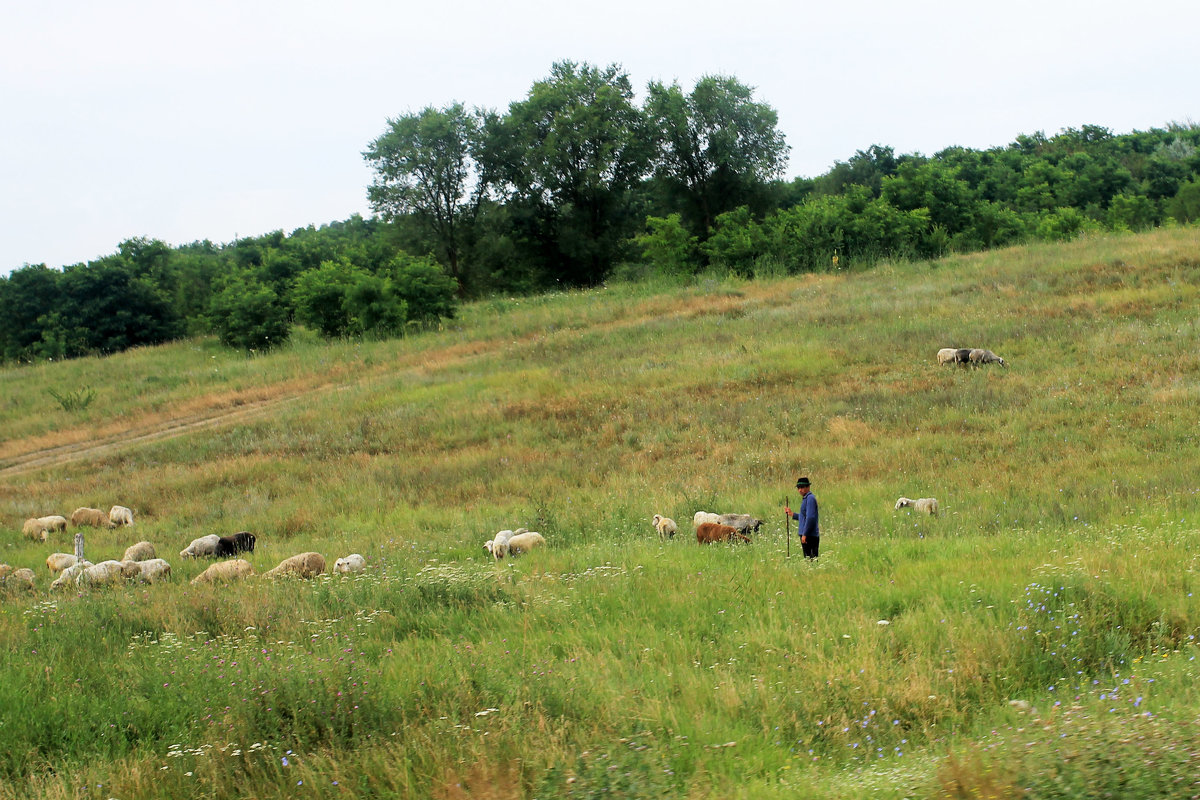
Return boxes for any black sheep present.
[213,531,256,557]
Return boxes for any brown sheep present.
[22,518,49,541]
[122,541,157,562]
[191,559,254,585]
[46,553,79,573]
[262,552,326,579]
[71,507,116,529]
[696,522,752,545]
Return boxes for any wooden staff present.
[783,496,790,559]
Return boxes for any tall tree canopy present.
[477,60,652,285]
[645,75,789,235]
[364,103,479,284]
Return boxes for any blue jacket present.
[791,493,819,538]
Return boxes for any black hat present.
[796,477,811,488]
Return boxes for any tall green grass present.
[1,227,1199,798]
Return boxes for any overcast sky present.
[2,0,1195,274]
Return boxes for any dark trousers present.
[801,536,820,559]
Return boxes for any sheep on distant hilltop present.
[334,554,366,574]
[191,559,254,585]
[108,506,134,526]
[122,541,156,562]
[651,515,677,539]
[936,347,974,367]
[895,497,939,516]
[71,508,115,529]
[968,348,1007,368]
[263,552,326,579]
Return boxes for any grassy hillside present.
[1,228,1199,799]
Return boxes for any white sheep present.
[485,529,516,560]
[108,505,135,526]
[125,558,172,583]
[39,515,69,532]
[50,561,93,591]
[651,514,678,539]
[895,497,939,516]
[180,534,221,559]
[937,348,972,366]
[76,560,141,588]
[46,553,79,573]
[122,541,156,562]
[693,512,721,529]
[334,554,366,574]
[191,559,254,585]
[505,530,545,556]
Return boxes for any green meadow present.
[1,227,1199,799]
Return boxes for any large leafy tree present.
[364,103,478,284]
[645,75,789,236]
[477,60,651,286]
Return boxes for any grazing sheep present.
[693,511,721,529]
[213,532,256,557]
[937,348,972,366]
[46,553,79,573]
[39,515,69,532]
[334,554,366,574]
[262,552,326,579]
[108,506,134,526]
[718,514,764,535]
[49,561,93,591]
[651,514,678,539]
[179,534,221,559]
[76,560,141,588]
[484,529,517,560]
[1,567,36,593]
[122,541,157,562]
[191,559,254,585]
[71,507,115,529]
[696,522,752,544]
[505,530,545,556]
[125,558,172,584]
[895,497,939,516]
[22,518,49,542]
[968,348,1007,367]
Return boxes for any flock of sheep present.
[2,503,368,595]
[12,344,979,592]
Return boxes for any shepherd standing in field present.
[785,476,820,559]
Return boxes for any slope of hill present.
[1,228,1198,799]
